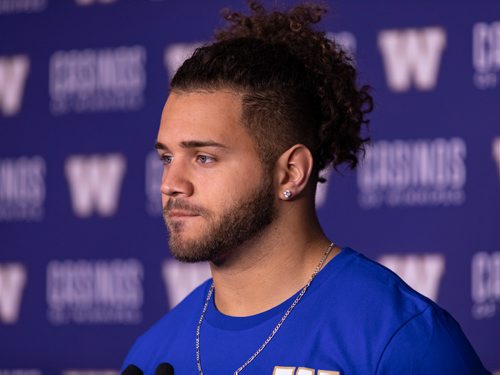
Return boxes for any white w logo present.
[493,137,500,183]
[65,154,126,217]
[378,27,446,91]
[379,253,445,301]
[162,259,210,309]
[0,263,27,324]
[0,56,30,116]
[164,42,202,80]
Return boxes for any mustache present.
[163,199,208,216]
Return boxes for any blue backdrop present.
[1,0,499,373]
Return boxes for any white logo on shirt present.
[273,367,340,375]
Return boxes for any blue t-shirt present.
[122,248,489,374]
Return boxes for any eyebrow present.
[154,140,229,151]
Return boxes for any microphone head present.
[122,364,144,375]
[155,362,174,375]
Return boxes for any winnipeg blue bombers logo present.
[273,367,340,375]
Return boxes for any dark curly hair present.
[171,1,373,182]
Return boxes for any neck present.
[209,206,339,317]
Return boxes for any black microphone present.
[155,362,174,375]
[122,364,143,375]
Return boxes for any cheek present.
[205,170,262,202]
[207,170,242,197]
[195,178,237,212]
[194,157,267,201]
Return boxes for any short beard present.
[163,178,276,263]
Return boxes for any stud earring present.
[283,190,292,199]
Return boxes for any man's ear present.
[275,144,314,200]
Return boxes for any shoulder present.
[329,248,434,315]
[329,248,457,335]
[376,304,489,373]
[309,248,439,352]
[328,248,488,374]
[121,279,211,372]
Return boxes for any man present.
[123,2,489,374]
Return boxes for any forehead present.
[158,90,250,146]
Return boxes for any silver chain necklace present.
[195,242,335,375]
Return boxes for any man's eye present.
[160,155,173,165]
[197,155,215,164]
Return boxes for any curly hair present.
[171,1,373,182]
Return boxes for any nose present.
[160,159,194,197]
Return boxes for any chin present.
[168,234,211,263]
[168,246,212,263]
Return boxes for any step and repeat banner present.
[1,0,499,373]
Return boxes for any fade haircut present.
[171,1,373,182]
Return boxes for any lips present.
[166,210,200,218]
[164,199,207,222]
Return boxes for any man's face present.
[156,90,276,263]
